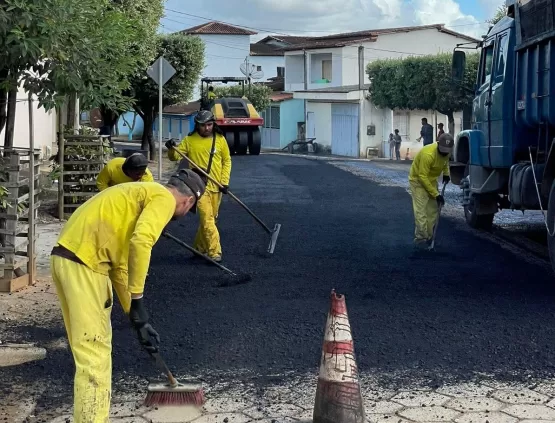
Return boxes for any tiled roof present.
[250,43,285,56]
[251,36,314,56]
[163,101,200,116]
[270,92,293,102]
[282,24,479,51]
[182,21,256,36]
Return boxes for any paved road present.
[4,154,555,417]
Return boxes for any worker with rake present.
[96,152,154,191]
[166,110,232,263]
[408,133,453,249]
[50,169,205,422]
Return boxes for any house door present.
[261,106,280,149]
[331,103,359,157]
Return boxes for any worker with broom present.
[50,169,205,422]
[165,110,232,263]
[96,152,154,191]
[408,133,453,249]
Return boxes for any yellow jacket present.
[96,157,154,191]
[409,143,450,198]
[168,131,231,192]
[55,182,175,295]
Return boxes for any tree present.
[212,84,272,113]
[0,0,144,147]
[488,4,508,25]
[366,53,480,134]
[130,33,205,158]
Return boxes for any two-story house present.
[283,24,479,158]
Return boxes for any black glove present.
[129,298,160,354]
[219,185,229,194]
[436,195,445,207]
[165,139,177,150]
[443,175,451,184]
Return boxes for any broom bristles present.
[145,389,205,407]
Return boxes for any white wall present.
[285,54,304,91]
[341,46,360,87]
[306,102,332,147]
[249,55,284,81]
[360,97,387,156]
[193,34,251,100]
[0,85,56,158]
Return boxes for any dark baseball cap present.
[437,133,454,154]
[169,169,206,213]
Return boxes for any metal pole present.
[158,56,163,181]
[27,92,35,285]
[58,104,65,221]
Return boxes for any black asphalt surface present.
[3,154,555,417]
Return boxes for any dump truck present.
[200,77,263,155]
[450,0,555,271]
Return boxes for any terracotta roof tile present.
[182,21,256,36]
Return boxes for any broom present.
[144,351,205,407]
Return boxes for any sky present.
[161,0,504,41]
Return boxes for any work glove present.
[129,298,160,354]
[219,185,229,194]
[436,195,445,208]
[443,175,451,184]
[165,139,176,150]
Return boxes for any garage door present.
[331,103,359,157]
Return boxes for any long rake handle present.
[163,231,237,276]
[430,182,447,247]
[170,146,273,235]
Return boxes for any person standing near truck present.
[417,118,434,146]
[393,129,402,160]
[408,133,454,248]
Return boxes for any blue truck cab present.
[451,0,555,270]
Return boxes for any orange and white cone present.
[313,290,365,423]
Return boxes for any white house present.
[284,24,480,158]
[249,36,310,82]
[181,22,257,101]
[0,84,57,159]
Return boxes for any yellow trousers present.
[51,255,113,423]
[410,181,439,243]
[193,190,223,257]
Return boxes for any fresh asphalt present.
[3,154,555,416]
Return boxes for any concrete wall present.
[279,99,304,148]
[117,111,144,139]
[360,97,388,157]
[193,34,251,100]
[285,54,304,92]
[0,85,57,159]
[249,55,284,81]
[306,102,332,147]
[341,46,360,87]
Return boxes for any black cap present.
[123,152,148,171]
[169,169,206,213]
[195,110,215,124]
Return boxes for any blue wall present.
[154,113,196,141]
[118,111,144,139]
[280,99,304,148]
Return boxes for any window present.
[495,34,509,78]
[262,106,280,129]
[322,60,332,81]
[256,65,262,72]
[479,43,495,86]
[393,111,410,138]
[277,67,285,77]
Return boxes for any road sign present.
[147,56,176,87]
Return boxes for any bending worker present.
[96,153,153,191]
[165,110,231,262]
[50,169,205,422]
[408,133,453,248]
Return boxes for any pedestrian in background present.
[388,133,395,160]
[393,129,402,160]
[437,122,445,139]
[408,133,454,249]
[417,117,434,146]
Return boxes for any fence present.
[0,148,41,292]
[58,135,111,219]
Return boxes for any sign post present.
[147,56,176,180]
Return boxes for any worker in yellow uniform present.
[408,133,453,248]
[165,110,231,262]
[207,86,216,100]
[96,152,154,191]
[50,169,205,422]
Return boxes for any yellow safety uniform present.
[168,131,231,258]
[208,91,216,100]
[50,182,176,422]
[96,157,154,191]
[408,143,450,243]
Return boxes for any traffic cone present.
[313,290,365,423]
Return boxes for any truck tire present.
[546,180,555,272]
[235,131,248,155]
[464,195,495,231]
[248,129,261,155]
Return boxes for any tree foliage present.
[488,4,508,25]
[213,84,273,113]
[130,33,205,157]
[366,53,480,133]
